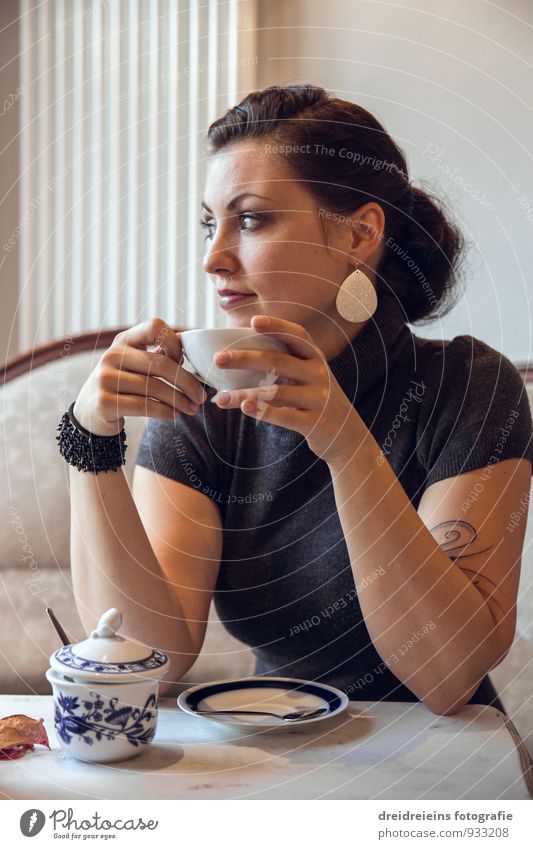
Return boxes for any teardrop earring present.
[335,261,377,323]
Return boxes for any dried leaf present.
[0,714,50,760]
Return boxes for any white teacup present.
[180,328,290,393]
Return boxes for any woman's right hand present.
[73,318,208,436]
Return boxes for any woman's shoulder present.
[412,331,527,396]
[410,331,533,484]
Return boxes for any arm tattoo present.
[429,520,505,618]
[429,520,493,560]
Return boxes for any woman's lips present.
[218,293,256,309]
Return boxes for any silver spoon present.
[194,706,329,722]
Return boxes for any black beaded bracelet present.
[56,402,127,473]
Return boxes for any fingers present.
[213,348,317,384]
[102,371,201,415]
[250,315,325,361]
[104,338,207,405]
[76,317,204,432]
[114,317,182,362]
[147,349,208,404]
[213,383,324,411]
[101,393,183,420]
[241,400,306,432]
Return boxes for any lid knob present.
[90,608,122,639]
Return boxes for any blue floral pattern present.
[54,690,157,748]
[54,645,167,676]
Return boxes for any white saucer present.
[177,676,349,731]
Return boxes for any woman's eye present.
[238,213,260,231]
[199,219,215,241]
[199,214,261,241]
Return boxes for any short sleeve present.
[134,396,227,503]
[416,335,533,488]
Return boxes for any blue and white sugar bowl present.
[46,608,170,763]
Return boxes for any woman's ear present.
[351,203,385,248]
[349,203,386,267]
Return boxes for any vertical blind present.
[19,0,258,348]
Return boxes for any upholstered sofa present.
[1,331,532,753]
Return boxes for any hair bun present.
[390,183,465,322]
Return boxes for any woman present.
[64,85,533,715]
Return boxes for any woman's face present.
[201,140,384,346]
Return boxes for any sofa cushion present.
[0,351,148,572]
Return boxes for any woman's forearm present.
[69,465,196,690]
[326,410,505,715]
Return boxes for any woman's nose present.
[202,228,239,277]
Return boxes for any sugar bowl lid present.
[49,608,170,683]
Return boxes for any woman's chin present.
[224,304,262,327]
[226,314,255,328]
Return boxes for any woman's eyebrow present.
[201,192,274,213]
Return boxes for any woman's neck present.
[306,309,370,362]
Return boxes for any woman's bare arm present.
[326,411,531,715]
[67,470,173,688]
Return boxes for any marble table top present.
[0,695,531,800]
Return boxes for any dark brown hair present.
[206,84,465,324]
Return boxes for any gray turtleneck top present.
[135,293,533,708]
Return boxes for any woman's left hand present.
[211,314,359,465]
